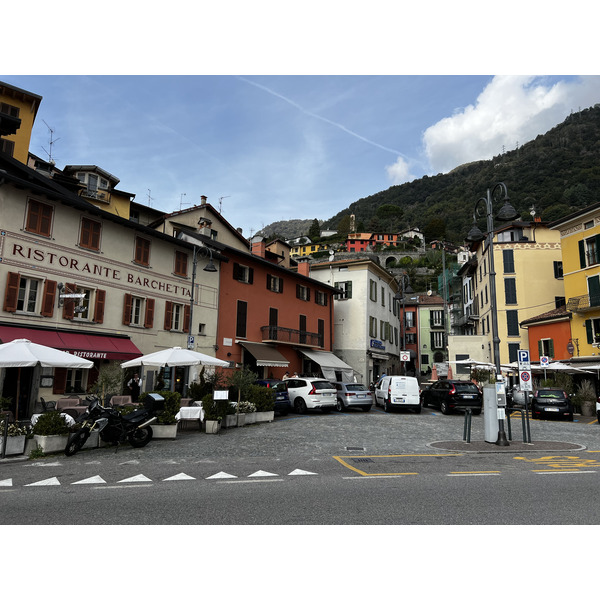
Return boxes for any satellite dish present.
[427,290,432,296]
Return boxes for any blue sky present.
[4,5,600,239]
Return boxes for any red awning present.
[0,325,141,361]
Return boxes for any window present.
[296,284,310,301]
[506,310,519,336]
[3,273,56,316]
[553,261,563,279]
[421,354,429,365]
[584,220,594,230]
[405,312,415,329]
[431,310,444,328]
[174,251,188,277]
[369,280,377,302]
[431,331,445,349]
[318,319,325,347]
[315,290,328,306]
[369,316,377,338]
[267,274,283,293]
[79,217,101,251]
[123,294,155,328]
[381,286,385,306]
[164,301,190,332]
[555,296,566,309]
[579,235,600,268]
[588,275,600,307]
[503,249,515,273]
[0,138,15,156]
[17,276,41,312]
[233,263,254,284]
[62,285,106,323]
[508,343,520,363]
[134,236,151,266]
[299,315,307,344]
[236,300,248,338]
[504,278,517,304]
[538,338,555,359]
[0,102,20,118]
[25,199,53,237]
[334,281,352,299]
[65,369,87,395]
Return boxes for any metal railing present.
[260,325,323,347]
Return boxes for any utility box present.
[483,385,499,443]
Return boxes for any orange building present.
[520,306,573,361]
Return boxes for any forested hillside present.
[261,104,600,243]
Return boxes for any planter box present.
[0,435,26,456]
[244,412,257,425]
[255,411,274,423]
[205,420,221,434]
[222,414,237,428]
[151,424,178,439]
[236,414,246,427]
[33,434,69,454]
[581,401,595,417]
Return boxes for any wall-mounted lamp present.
[188,245,218,349]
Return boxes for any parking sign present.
[518,349,530,371]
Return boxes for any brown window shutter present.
[62,284,76,320]
[3,272,20,312]
[122,293,132,325]
[93,289,106,323]
[144,298,155,328]
[41,279,57,317]
[183,304,190,333]
[53,368,67,394]
[164,301,173,330]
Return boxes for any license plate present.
[545,407,559,412]
[357,394,366,399]
[395,398,405,403]
[464,395,475,399]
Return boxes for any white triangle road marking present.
[118,474,152,483]
[25,477,61,486]
[248,470,279,477]
[288,469,317,476]
[72,475,107,485]
[206,471,237,479]
[163,472,196,481]
[0,478,13,486]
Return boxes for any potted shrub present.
[248,385,275,423]
[31,411,72,454]
[139,391,180,439]
[238,400,257,424]
[228,367,257,425]
[0,418,29,456]
[201,394,222,434]
[574,380,596,417]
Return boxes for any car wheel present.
[597,412,600,424]
[336,399,345,412]
[413,403,422,414]
[361,406,372,412]
[384,399,391,413]
[294,398,307,414]
[440,401,451,415]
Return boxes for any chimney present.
[298,260,310,277]
[251,235,266,258]
[534,216,541,222]
[201,195,207,205]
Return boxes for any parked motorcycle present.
[64,394,163,456]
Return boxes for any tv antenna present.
[147,189,154,207]
[41,120,60,164]
[218,196,230,213]
[179,193,189,211]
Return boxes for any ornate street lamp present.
[466,182,518,446]
[188,245,217,349]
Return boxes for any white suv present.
[285,378,337,414]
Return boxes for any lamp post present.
[188,245,217,350]
[466,182,518,447]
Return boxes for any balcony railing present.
[566,293,600,313]
[261,326,323,347]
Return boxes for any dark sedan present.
[421,380,482,415]
[531,388,573,421]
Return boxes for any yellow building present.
[472,219,564,364]
[0,81,42,164]
[550,203,600,359]
[290,242,331,258]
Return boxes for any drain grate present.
[352,458,374,463]
[346,446,366,451]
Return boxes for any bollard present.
[506,408,512,441]
[463,408,472,443]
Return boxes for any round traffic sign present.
[520,371,530,382]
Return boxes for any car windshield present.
[345,384,367,392]
[313,381,335,390]
[454,383,479,392]
[272,382,286,392]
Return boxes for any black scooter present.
[64,394,163,456]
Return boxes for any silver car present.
[335,382,373,412]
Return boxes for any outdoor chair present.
[40,398,57,412]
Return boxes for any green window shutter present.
[585,319,593,344]
[538,339,543,357]
[548,339,554,359]
[579,240,587,268]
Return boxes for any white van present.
[375,376,421,413]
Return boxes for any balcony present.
[566,293,600,313]
[261,326,323,348]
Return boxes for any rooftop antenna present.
[179,193,189,211]
[147,189,153,207]
[218,196,230,213]
[41,120,60,164]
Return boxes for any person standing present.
[127,373,142,403]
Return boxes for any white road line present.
[447,473,501,477]
[535,470,597,475]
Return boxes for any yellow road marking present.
[333,453,459,476]
[514,455,600,471]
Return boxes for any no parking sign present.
[520,369,533,391]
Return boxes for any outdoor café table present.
[30,412,76,427]
[175,405,204,430]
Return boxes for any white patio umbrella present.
[0,338,93,420]
[120,346,229,368]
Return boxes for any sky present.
[5,73,599,239]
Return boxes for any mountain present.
[262,104,600,243]
[257,218,316,240]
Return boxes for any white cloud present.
[422,75,600,174]
[386,156,414,184]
